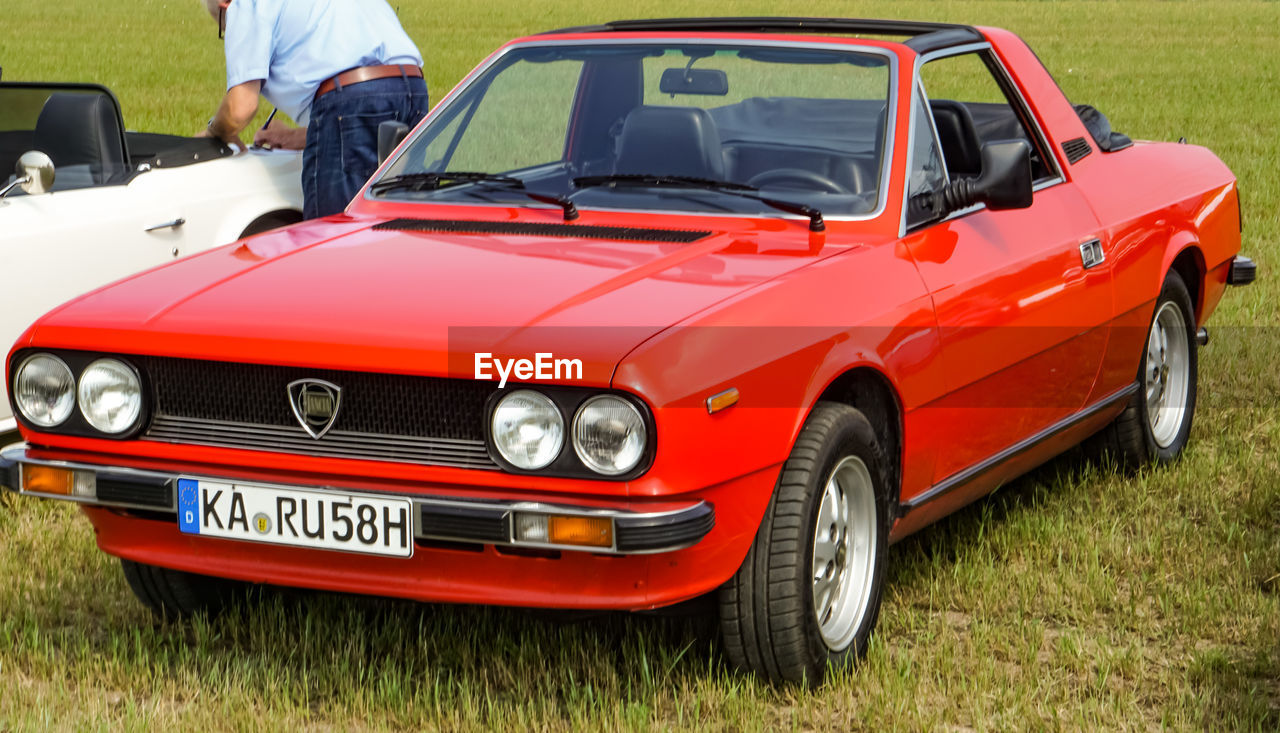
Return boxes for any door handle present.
[145,218,186,232]
[1079,238,1105,269]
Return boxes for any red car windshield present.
[377,42,894,219]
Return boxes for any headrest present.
[929,99,982,178]
[615,105,725,180]
[34,92,127,184]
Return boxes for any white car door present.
[0,179,180,425]
[1,151,303,432]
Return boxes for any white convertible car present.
[1,82,303,433]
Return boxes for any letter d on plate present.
[178,478,200,533]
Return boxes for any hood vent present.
[373,218,711,243]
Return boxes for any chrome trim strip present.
[370,37,900,225]
[901,382,1139,513]
[918,41,991,63]
[144,415,498,471]
[150,416,484,447]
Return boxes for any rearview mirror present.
[0,150,56,200]
[377,120,410,165]
[659,68,729,96]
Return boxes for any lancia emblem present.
[287,378,342,439]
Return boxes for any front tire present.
[121,559,245,619]
[1093,269,1198,466]
[718,402,891,686]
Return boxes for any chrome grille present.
[136,357,499,470]
[146,416,497,470]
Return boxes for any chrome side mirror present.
[0,151,56,200]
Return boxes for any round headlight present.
[77,359,142,434]
[491,390,564,470]
[13,353,75,428]
[573,395,647,476]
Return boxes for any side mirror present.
[970,140,1034,211]
[917,140,1033,219]
[377,120,410,165]
[0,150,56,200]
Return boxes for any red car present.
[1,18,1254,685]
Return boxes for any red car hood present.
[25,216,857,384]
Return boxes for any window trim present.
[903,80,950,231]
[898,42,1067,236]
[368,37,900,225]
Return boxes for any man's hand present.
[196,125,246,151]
[253,124,307,150]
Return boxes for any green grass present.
[2,0,1279,729]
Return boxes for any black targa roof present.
[540,17,986,55]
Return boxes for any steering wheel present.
[746,168,850,194]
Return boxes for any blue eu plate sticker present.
[178,479,200,534]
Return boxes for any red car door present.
[906,184,1111,482]
[904,50,1115,485]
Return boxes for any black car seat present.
[614,105,725,180]
[928,99,983,179]
[33,92,128,187]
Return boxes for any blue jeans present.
[303,75,429,219]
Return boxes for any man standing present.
[199,0,429,219]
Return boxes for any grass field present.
[2,0,1279,729]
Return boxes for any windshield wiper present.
[573,174,825,232]
[370,171,523,193]
[574,173,757,191]
[370,171,578,221]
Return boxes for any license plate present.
[177,479,414,558]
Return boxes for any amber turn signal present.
[706,387,740,414]
[22,465,74,495]
[548,516,613,548]
[20,465,96,498]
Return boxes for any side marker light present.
[706,388,740,414]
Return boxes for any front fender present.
[613,238,941,502]
[204,152,304,245]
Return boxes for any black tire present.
[239,209,303,238]
[120,559,245,619]
[718,402,892,686]
[1091,269,1198,466]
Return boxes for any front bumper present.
[1228,254,1257,286]
[0,443,714,555]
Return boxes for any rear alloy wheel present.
[1092,269,1198,465]
[719,402,890,686]
[121,559,246,619]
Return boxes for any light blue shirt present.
[224,0,422,126]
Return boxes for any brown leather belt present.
[315,64,423,100]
